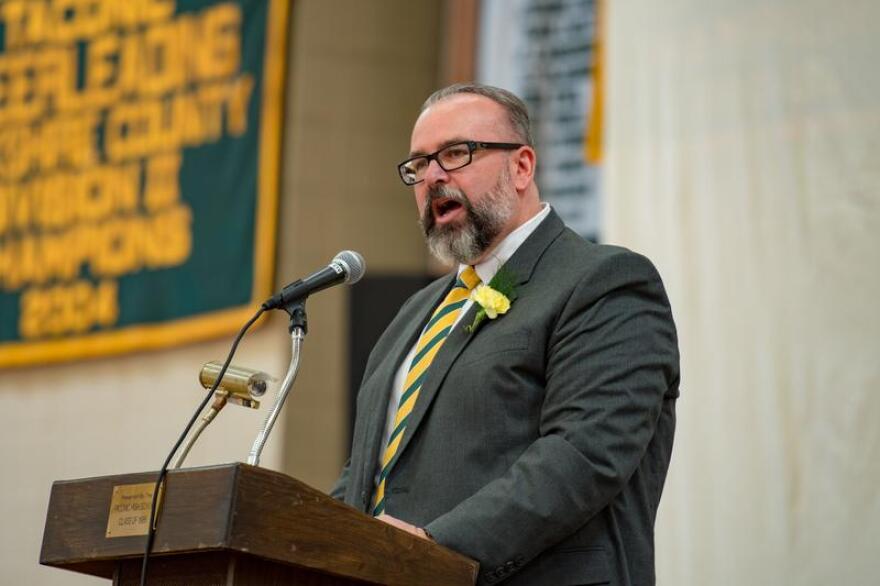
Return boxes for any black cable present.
[139,306,265,586]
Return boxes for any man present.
[331,83,679,586]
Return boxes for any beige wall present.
[0,1,442,584]
[606,1,880,584]
[277,0,441,489]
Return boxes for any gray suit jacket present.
[332,211,679,586]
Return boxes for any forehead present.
[410,94,509,153]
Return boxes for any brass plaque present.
[105,482,155,538]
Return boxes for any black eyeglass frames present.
[397,141,524,186]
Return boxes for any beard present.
[419,169,517,265]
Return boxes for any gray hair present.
[421,83,533,146]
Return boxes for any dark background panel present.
[346,273,433,451]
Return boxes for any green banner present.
[0,0,289,368]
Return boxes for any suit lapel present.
[357,276,456,502]
[390,210,567,470]
[501,209,565,288]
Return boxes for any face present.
[418,168,517,265]
[408,95,526,265]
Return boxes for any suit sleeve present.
[329,458,351,501]
[424,251,679,580]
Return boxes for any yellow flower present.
[471,285,511,319]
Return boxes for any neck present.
[471,198,544,265]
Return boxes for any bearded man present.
[331,83,680,586]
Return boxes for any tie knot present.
[457,266,480,291]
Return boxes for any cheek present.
[414,189,429,214]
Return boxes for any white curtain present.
[605,1,880,584]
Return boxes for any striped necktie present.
[372,266,480,516]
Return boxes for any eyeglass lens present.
[401,143,473,184]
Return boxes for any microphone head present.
[333,250,366,284]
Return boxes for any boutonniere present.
[466,267,518,333]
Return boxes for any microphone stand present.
[247,299,308,466]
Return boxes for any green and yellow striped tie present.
[372,266,480,516]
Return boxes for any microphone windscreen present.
[334,250,366,284]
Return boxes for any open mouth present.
[431,196,465,224]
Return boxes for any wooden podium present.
[40,463,478,585]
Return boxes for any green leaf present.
[488,266,518,300]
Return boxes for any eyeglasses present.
[397,140,524,186]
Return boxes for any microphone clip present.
[283,297,308,334]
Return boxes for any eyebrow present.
[408,137,470,158]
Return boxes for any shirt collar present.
[457,202,551,285]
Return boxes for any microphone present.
[263,250,366,310]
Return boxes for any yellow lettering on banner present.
[51,0,111,44]
[0,186,8,235]
[139,20,186,96]
[36,174,77,230]
[109,0,175,30]
[0,50,42,124]
[35,113,101,176]
[0,160,139,235]
[196,3,241,79]
[0,237,11,287]
[37,45,79,116]
[91,215,141,278]
[0,0,257,352]
[6,186,36,236]
[144,153,181,212]
[226,75,254,136]
[0,185,20,237]
[0,225,84,289]
[32,228,82,284]
[0,1,48,50]
[18,287,49,338]
[79,33,123,109]
[10,175,70,234]
[87,204,192,277]
[19,279,119,339]
[144,204,192,268]
[3,231,36,289]
[0,200,191,289]
[105,77,254,163]
[0,111,99,181]
[0,47,75,126]
[74,163,140,223]
[37,171,70,231]
[104,100,165,163]
[0,127,29,180]
[186,82,225,143]
[0,0,175,47]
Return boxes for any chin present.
[426,225,484,266]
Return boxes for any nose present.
[422,158,449,187]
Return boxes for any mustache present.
[426,186,468,206]
[420,187,470,233]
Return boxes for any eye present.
[440,144,470,163]
[404,157,428,173]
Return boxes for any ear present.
[510,146,536,191]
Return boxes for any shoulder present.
[540,228,665,294]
